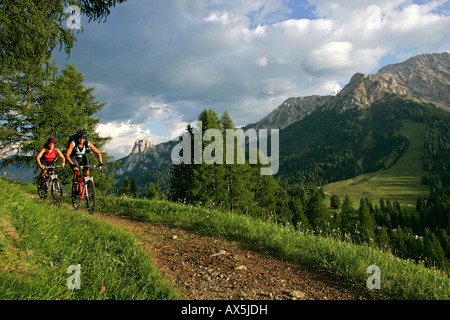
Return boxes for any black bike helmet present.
[76,129,88,138]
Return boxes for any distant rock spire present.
[131,139,155,154]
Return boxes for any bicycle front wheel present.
[51,178,63,202]
[71,182,81,210]
[85,180,96,213]
[37,178,48,199]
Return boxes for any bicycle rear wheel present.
[85,180,96,213]
[71,182,81,210]
[51,178,63,202]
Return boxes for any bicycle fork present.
[78,176,94,199]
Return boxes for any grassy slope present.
[0,178,181,300]
[322,120,429,208]
[2,178,449,300]
[98,196,450,300]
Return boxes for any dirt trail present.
[93,213,373,300]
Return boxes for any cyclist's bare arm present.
[36,148,46,170]
[65,143,79,171]
[89,143,103,166]
[56,148,66,167]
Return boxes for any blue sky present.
[54,0,450,159]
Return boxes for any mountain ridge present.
[321,52,449,112]
[113,52,450,193]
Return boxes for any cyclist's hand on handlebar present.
[40,164,45,170]
[98,162,104,170]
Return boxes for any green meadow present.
[323,120,429,208]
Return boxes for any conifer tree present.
[423,228,446,270]
[340,194,355,235]
[305,191,329,231]
[220,111,254,213]
[357,199,376,243]
[375,227,390,249]
[330,194,340,209]
[118,177,130,196]
[146,183,164,200]
[0,0,127,157]
[192,109,227,208]
[129,179,137,198]
[2,63,116,193]
[170,123,195,203]
[293,205,310,231]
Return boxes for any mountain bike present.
[71,165,99,213]
[37,165,63,201]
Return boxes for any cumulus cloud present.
[56,0,450,159]
[96,121,165,158]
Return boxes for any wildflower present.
[100,286,106,293]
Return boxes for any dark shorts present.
[39,159,56,176]
[71,155,90,170]
[41,159,56,166]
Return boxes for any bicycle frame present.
[77,175,94,200]
[72,164,99,212]
[38,165,63,200]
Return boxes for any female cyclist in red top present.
[36,138,66,180]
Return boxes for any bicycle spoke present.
[85,180,96,213]
[71,182,81,209]
[52,178,63,201]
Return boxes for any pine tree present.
[129,179,137,198]
[375,227,390,250]
[1,63,116,193]
[305,191,329,231]
[340,194,355,235]
[192,109,227,208]
[290,197,309,230]
[357,199,376,243]
[118,177,130,197]
[0,0,127,157]
[220,112,255,213]
[423,228,446,270]
[146,183,163,200]
[330,194,340,209]
[170,123,195,203]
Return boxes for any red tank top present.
[43,148,56,162]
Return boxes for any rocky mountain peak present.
[322,52,450,112]
[377,52,450,110]
[245,95,333,131]
[131,139,155,154]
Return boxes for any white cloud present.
[96,121,167,159]
[302,41,355,76]
[256,56,268,67]
[57,0,449,158]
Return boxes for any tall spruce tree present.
[305,191,329,231]
[2,63,116,193]
[170,123,195,203]
[357,198,377,243]
[0,0,127,157]
[169,108,293,223]
[340,194,355,235]
[192,109,227,208]
[220,111,255,213]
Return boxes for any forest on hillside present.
[115,98,450,272]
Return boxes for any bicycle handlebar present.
[78,165,103,170]
[42,165,64,169]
